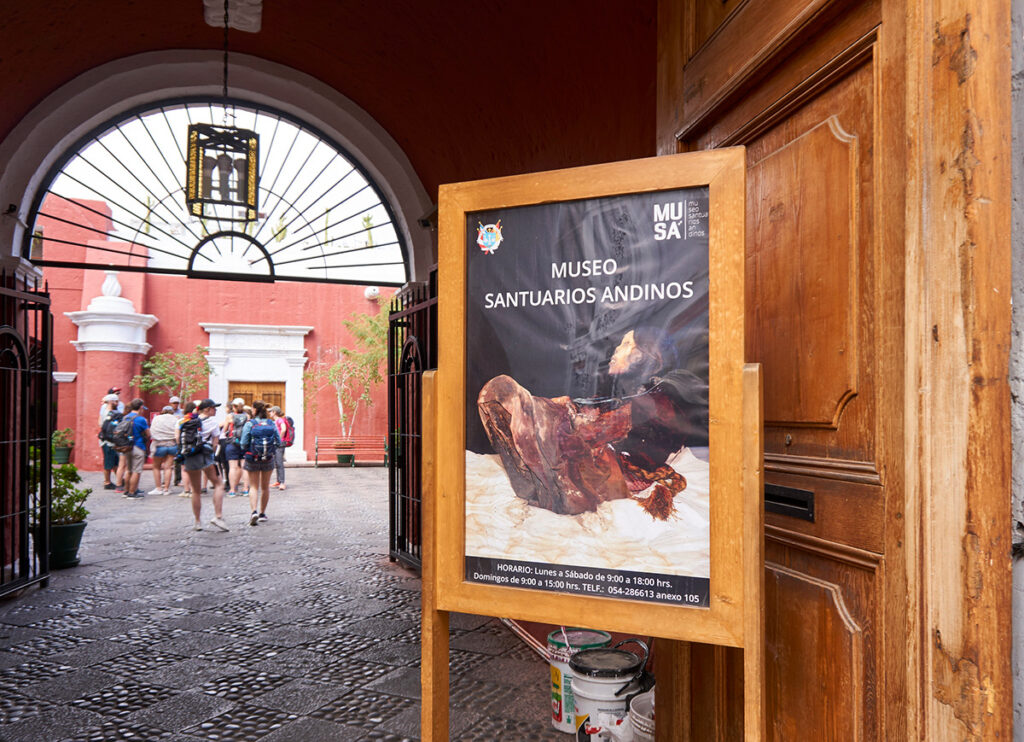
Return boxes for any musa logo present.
[653,201,684,241]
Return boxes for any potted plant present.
[51,427,74,464]
[47,462,91,568]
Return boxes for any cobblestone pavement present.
[0,467,567,741]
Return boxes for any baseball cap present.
[197,399,221,410]
[169,396,180,403]
[232,397,245,405]
[162,405,174,413]
[107,386,122,394]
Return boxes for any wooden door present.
[657,0,1011,739]
[227,381,286,412]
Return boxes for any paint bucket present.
[628,689,656,742]
[569,639,649,741]
[548,628,612,733]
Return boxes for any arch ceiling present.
[27,98,407,285]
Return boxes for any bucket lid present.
[547,628,612,650]
[569,647,644,677]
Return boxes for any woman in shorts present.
[148,405,179,495]
[221,398,249,497]
[178,399,229,531]
[238,400,281,526]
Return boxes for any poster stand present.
[421,365,763,740]
[420,150,764,740]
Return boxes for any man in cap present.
[98,393,123,490]
[98,389,124,422]
[168,396,184,486]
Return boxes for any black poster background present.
[464,186,711,606]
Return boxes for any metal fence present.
[0,272,52,596]
[387,267,436,571]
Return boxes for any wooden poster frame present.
[423,148,764,739]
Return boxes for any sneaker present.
[209,517,229,532]
[257,513,268,523]
[126,491,145,499]
[103,483,116,490]
[178,491,191,498]
[193,521,203,531]
[114,487,124,494]
[162,489,173,496]
[249,511,259,526]
[277,484,286,491]
[148,487,164,495]
[270,482,280,489]
[226,491,237,498]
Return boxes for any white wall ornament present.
[67,272,157,353]
[201,323,312,462]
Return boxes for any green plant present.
[304,296,388,437]
[131,345,211,401]
[50,463,90,524]
[51,427,74,448]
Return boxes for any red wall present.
[41,198,394,469]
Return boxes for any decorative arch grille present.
[24,99,407,286]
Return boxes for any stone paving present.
[0,466,568,741]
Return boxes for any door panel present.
[661,0,898,739]
[228,381,286,412]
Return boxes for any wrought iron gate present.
[387,268,436,570]
[0,273,52,596]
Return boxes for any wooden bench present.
[313,435,388,467]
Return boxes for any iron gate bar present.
[0,273,52,597]
[27,259,403,287]
[387,269,437,571]
[262,168,357,249]
[46,189,196,256]
[51,170,201,252]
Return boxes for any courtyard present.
[0,466,562,741]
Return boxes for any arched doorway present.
[25,97,409,286]
[0,51,433,282]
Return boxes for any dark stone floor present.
[0,466,566,741]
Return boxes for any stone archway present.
[0,50,433,283]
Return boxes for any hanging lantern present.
[185,123,259,222]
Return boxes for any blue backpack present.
[247,418,278,461]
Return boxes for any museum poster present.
[464,187,711,607]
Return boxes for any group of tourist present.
[97,388,293,532]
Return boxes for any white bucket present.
[628,689,656,742]
[569,640,649,742]
[548,628,612,733]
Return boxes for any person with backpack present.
[177,398,229,532]
[238,400,281,526]
[268,405,294,491]
[97,393,123,490]
[220,398,250,498]
[115,398,150,499]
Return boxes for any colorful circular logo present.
[476,220,503,254]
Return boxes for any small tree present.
[305,297,388,437]
[132,346,211,402]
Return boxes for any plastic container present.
[569,639,649,741]
[548,628,612,733]
[628,689,656,742]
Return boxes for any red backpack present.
[280,416,295,448]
